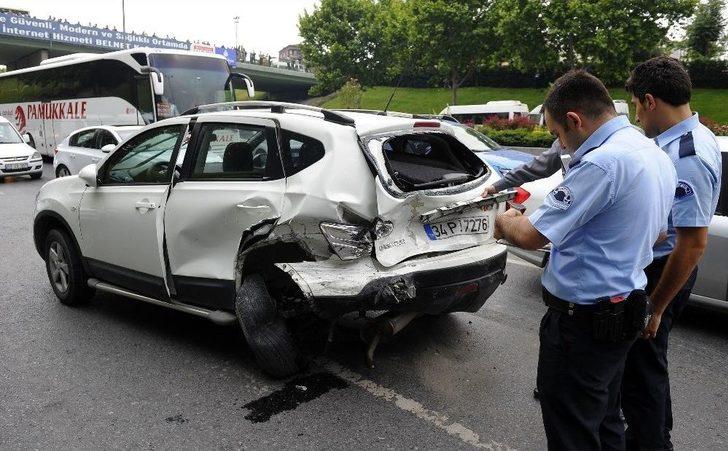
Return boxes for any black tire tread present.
[236,274,300,378]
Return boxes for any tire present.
[30,172,42,180]
[56,165,71,178]
[235,273,300,378]
[44,229,93,306]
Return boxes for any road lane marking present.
[320,359,514,450]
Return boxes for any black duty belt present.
[542,288,601,320]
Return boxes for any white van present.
[529,100,630,125]
[440,100,529,125]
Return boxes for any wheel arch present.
[33,210,84,268]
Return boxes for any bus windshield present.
[0,123,23,144]
[148,54,231,119]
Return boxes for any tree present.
[686,0,726,60]
[409,0,497,105]
[490,0,558,74]
[298,0,409,95]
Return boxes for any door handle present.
[135,201,158,210]
[236,204,271,211]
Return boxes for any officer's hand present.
[482,185,498,197]
[642,312,662,339]
[502,208,522,218]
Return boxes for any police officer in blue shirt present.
[621,57,722,451]
[494,70,676,451]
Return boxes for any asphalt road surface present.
[2,163,727,449]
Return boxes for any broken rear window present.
[381,133,487,192]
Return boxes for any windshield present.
[0,123,23,144]
[149,54,231,119]
[452,125,501,151]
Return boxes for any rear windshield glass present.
[381,132,487,192]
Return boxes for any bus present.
[0,48,254,156]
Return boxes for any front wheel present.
[44,229,93,306]
[235,273,300,378]
[30,172,42,180]
[55,165,71,178]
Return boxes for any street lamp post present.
[233,16,239,51]
[121,0,127,49]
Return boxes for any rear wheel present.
[44,229,93,306]
[235,273,300,378]
[55,165,71,178]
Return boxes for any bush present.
[482,116,537,131]
[478,126,554,148]
[687,59,728,89]
[338,78,363,109]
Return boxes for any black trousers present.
[537,308,636,451]
[622,256,698,451]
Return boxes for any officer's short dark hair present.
[625,56,691,106]
[543,70,616,127]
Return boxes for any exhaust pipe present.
[362,311,422,368]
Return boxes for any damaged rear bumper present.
[276,244,508,316]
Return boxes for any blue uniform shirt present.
[529,116,677,304]
[652,113,722,258]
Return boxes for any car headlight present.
[320,222,373,261]
[31,151,42,160]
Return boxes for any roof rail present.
[182,101,356,127]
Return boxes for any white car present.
[692,136,728,310]
[0,116,43,181]
[33,102,516,377]
[54,125,142,177]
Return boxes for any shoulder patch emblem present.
[675,180,694,199]
[549,186,573,210]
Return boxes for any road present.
[1,163,727,449]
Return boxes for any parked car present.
[33,102,517,377]
[54,125,142,177]
[439,100,530,125]
[0,116,43,181]
[692,136,728,310]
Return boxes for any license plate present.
[5,163,28,170]
[423,216,490,240]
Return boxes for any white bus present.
[0,48,254,156]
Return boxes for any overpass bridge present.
[0,11,316,97]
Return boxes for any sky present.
[2,0,319,57]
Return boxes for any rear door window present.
[95,129,117,149]
[190,123,282,180]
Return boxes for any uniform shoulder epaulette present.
[678,132,696,158]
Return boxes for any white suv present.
[33,102,514,377]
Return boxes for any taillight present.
[514,187,531,204]
[413,121,440,128]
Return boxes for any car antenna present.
[383,73,404,113]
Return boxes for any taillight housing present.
[513,187,531,204]
[320,222,373,261]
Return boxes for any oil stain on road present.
[243,372,348,423]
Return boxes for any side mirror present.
[101,144,115,153]
[227,72,255,99]
[78,164,98,188]
[22,133,30,144]
[140,66,164,96]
